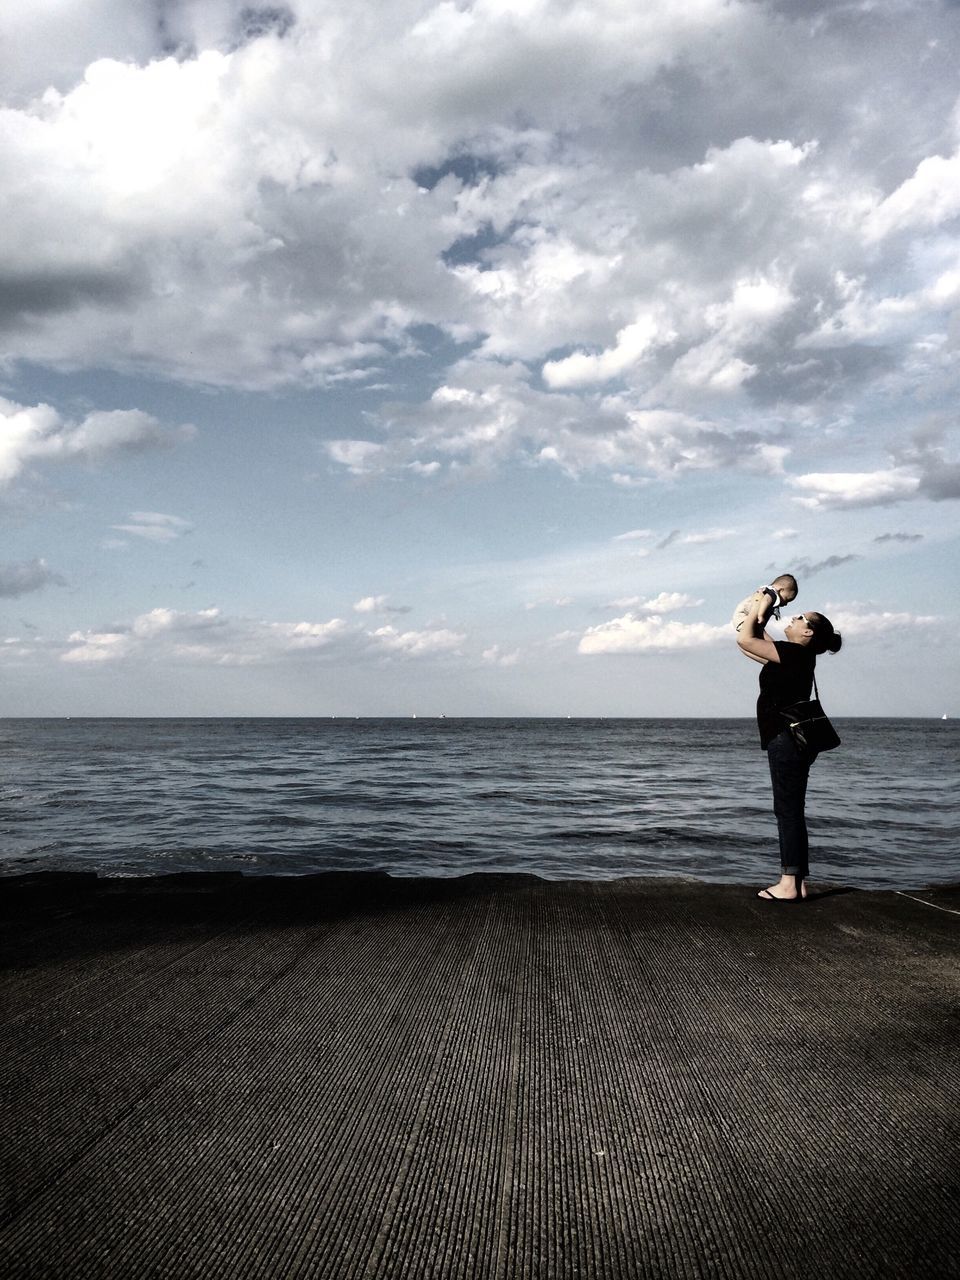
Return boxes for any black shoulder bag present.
[780,672,841,753]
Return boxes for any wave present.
[0,718,955,889]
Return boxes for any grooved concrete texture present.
[1,872,958,1279]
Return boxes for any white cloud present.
[679,528,736,546]
[821,607,940,638]
[353,595,389,613]
[790,469,922,510]
[327,440,385,476]
[524,596,574,610]
[481,643,520,667]
[265,618,354,653]
[799,262,960,349]
[865,147,960,242]
[368,624,465,658]
[59,605,466,666]
[0,397,192,486]
[578,612,728,654]
[62,629,132,664]
[605,591,703,614]
[353,594,412,614]
[612,529,654,543]
[0,1,958,496]
[328,361,789,481]
[111,512,192,543]
[542,315,671,388]
[664,273,795,397]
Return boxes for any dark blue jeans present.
[765,729,814,878]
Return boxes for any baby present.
[732,573,798,634]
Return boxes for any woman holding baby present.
[736,575,842,902]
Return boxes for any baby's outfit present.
[732,586,784,633]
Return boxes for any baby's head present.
[771,573,798,604]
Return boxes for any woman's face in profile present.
[784,614,813,643]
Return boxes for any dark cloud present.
[155,2,296,59]
[237,7,295,42]
[442,223,510,269]
[0,558,65,598]
[655,530,681,551]
[0,269,138,331]
[792,554,860,578]
[874,532,923,544]
[892,440,960,503]
[745,344,898,406]
[919,460,960,502]
[599,4,960,189]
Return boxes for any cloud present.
[353,594,412,615]
[0,397,193,487]
[791,554,860,578]
[578,612,727,654]
[62,629,132,664]
[328,361,787,482]
[367,624,465,658]
[59,604,467,666]
[524,596,574,610]
[790,469,923,510]
[1,2,958,491]
[874,532,923,544]
[542,315,671,388]
[822,607,940,638]
[605,591,703,613]
[110,512,192,543]
[0,3,159,101]
[654,527,735,551]
[353,595,389,613]
[0,557,65,597]
[612,529,654,543]
[791,428,960,510]
[481,643,520,667]
[864,148,960,242]
[678,527,736,546]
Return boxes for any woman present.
[737,596,842,901]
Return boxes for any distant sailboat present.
[943,713,949,720]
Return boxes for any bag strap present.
[812,670,820,700]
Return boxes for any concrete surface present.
[1,872,958,1279]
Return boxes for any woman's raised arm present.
[736,593,781,664]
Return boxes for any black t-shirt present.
[756,641,816,748]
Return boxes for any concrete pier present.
[2,872,958,1278]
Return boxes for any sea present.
[0,718,956,890]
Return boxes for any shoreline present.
[2,866,957,895]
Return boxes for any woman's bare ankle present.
[780,873,809,898]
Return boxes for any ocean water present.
[0,718,956,890]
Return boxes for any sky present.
[1,0,958,717]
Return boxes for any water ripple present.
[0,718,956,889]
